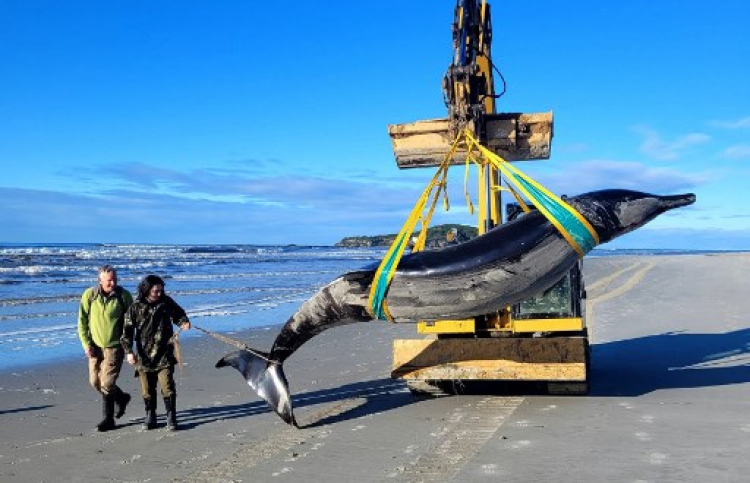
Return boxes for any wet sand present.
[2,254,750,482]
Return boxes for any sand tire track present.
[586,261,655,328]
[181,397,366,482]
[586,261,646,294]
[387,396,523,482]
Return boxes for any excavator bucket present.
[388,111,553,168]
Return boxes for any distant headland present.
[335,224,478,248]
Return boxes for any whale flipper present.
[216,350,297,427]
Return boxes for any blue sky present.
[1,1,748,249]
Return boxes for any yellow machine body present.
[388,0,589,395]
[417,317,584,335]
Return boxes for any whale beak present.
[659,193,696,210]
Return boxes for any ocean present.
[0,242,741,370]
[0,243,385,370]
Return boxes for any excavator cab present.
[507,203,586,325]
[513,266,584,322]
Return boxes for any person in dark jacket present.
[121,275,191,431]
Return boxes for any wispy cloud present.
[96,162,429,216]
[723,145,750,160]
[1,153,713,245]
[102,163,195,190]
[225,157,283,172]
[535,159,706,195]
[709,117,750,129]
[632,126,710,161]
[0,163,429,244]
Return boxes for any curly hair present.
[137,274,165,302]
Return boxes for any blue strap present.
[369,232,409,320]
[514,176,597,255]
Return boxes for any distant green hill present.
[335,224,478,248]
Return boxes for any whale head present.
[567,189,696,244]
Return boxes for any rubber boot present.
[114,387,131,419]
[142,398,157,430]
[164,395,178,431]
[96,393,116,432]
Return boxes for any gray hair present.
[98,265,117,277]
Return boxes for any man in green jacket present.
[78,265,134,432]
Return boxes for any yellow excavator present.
[388,0,589,395]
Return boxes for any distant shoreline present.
[2,240,748,253]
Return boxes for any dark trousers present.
[138,366,175,400]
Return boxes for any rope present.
[191,325,276,364]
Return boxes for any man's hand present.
[126,353,138,366]
[180,321,191,330]
[85,346,98,358]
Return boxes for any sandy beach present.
[2,253,750,482]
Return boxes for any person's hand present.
[85,346,97,358]
[127,353,137,365]
[180,321,191,330]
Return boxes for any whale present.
[216,189,696,426]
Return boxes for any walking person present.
[77,265,134,432]
[122,275,191,431]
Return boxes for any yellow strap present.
[414,178,447,252]
[498,183,532,214]
[463,130,599,256]
[463,149,475,215]
[367,134,463,320]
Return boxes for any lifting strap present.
[367,128,599,321]
[366,134,462,321]
[462,129,599,256]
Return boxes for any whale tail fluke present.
[216,349,298,428]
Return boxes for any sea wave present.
[0,243,379,369]
[0,311,75,322]
[0,323,76,338]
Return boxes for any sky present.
[0,1,748,249]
